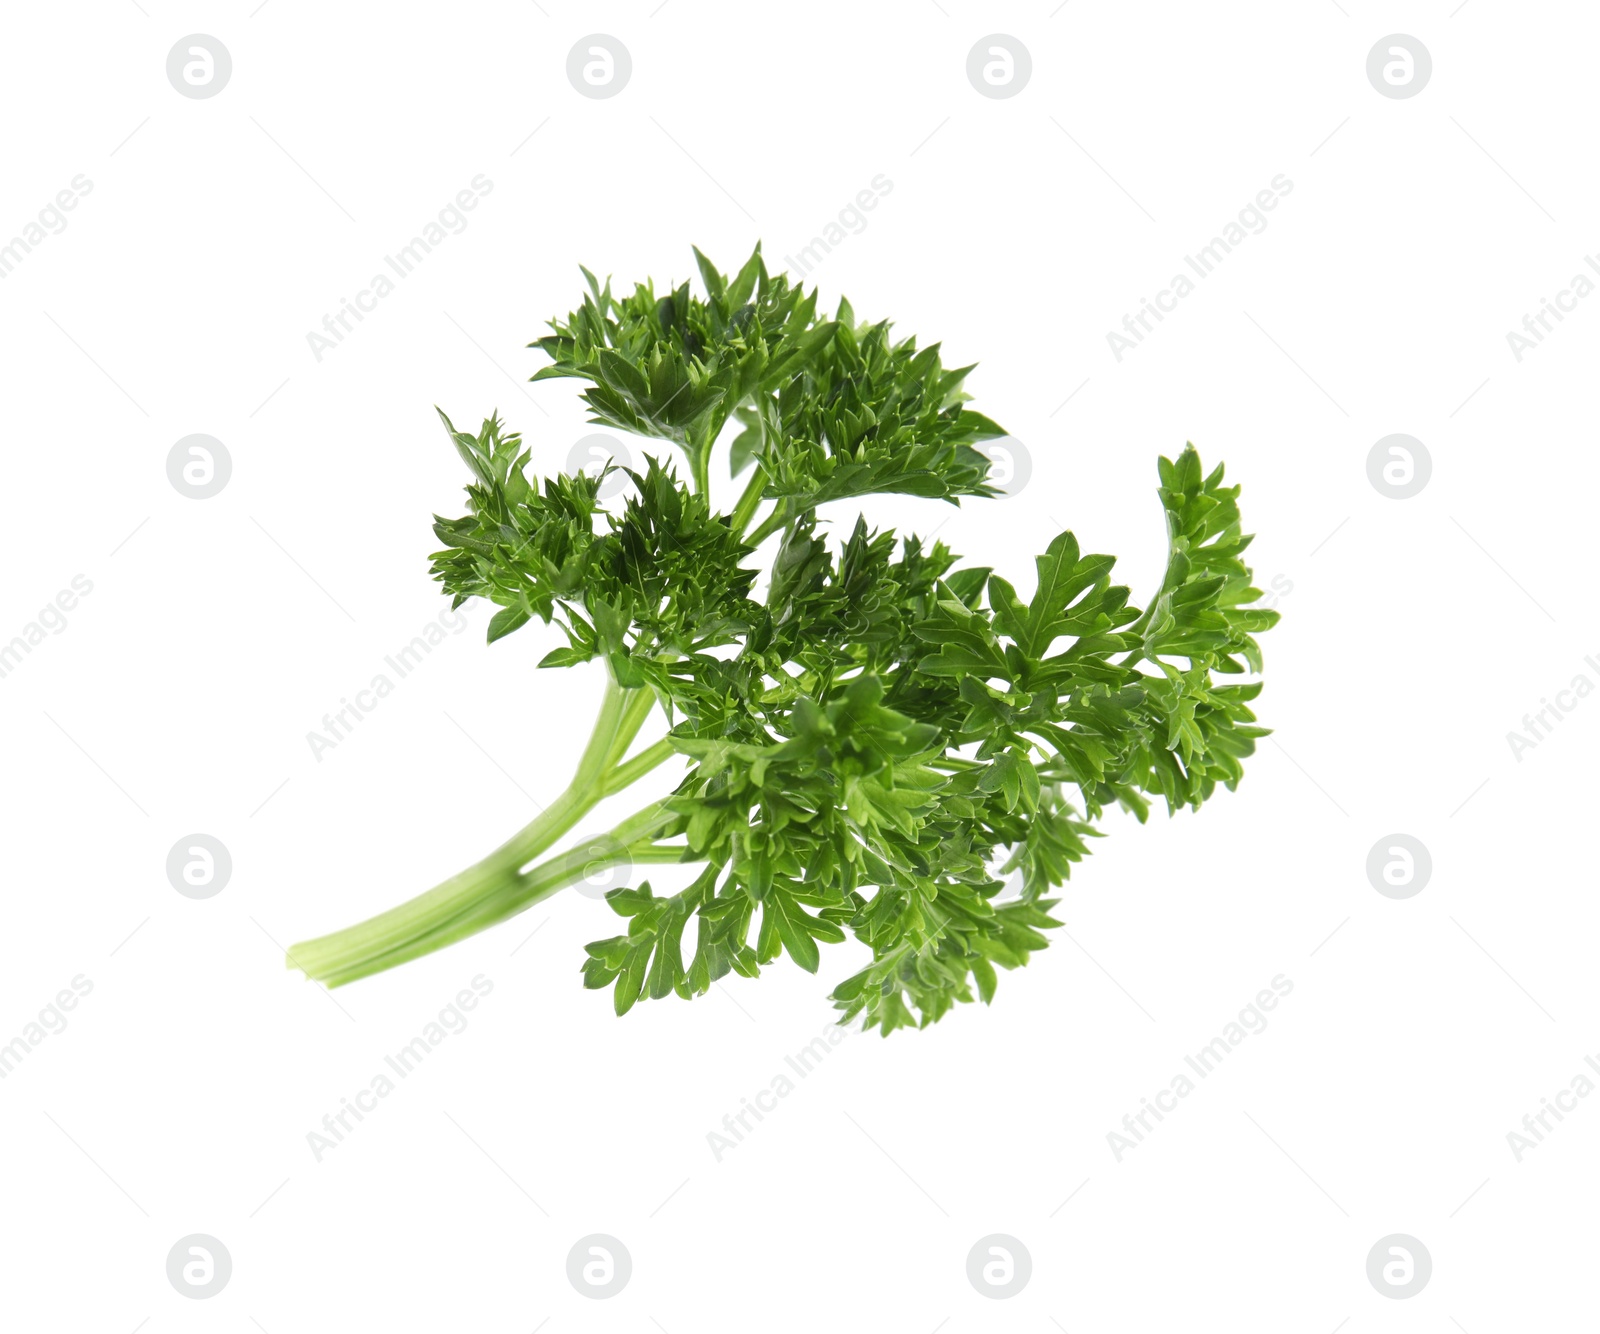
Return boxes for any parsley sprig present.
[287,245,1279,1034]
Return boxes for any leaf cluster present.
[430,245,1280,1033]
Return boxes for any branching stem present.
[286,671,683,987]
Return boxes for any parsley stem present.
[602,679,659,771]
[745,500,791,548]
[286,671,684,986]
[602,736,676,795]
[1121,525,1189,665]
[729,465,769,538]
[312,805,685,987]
[690,442,711,497]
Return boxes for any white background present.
[1,1,1593,1329]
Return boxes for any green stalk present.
[602,680,658,771]
[745,499,791,548]
[286,671,680,986]
[729,464,769,538]
[603,737,677,795]
[313,805,687,988]
[690,439,712,498]
[1120,519,1188,667]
